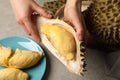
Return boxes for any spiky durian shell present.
[84,0,120,51]
[43,0,66,15]
[43,0,92,17]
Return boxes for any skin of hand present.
[64,0,85,41]
[10,0,52,43]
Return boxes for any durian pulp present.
[41,24,76,60]
[9,48,43,69]
[0,46,13,67]
[0,68,28,80]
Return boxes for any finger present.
[76,29,83,40]
[31,1,52,18]
[71,18,84,41]
[16,18,31,35]
[20,23,31,35]
[23,17,41,43]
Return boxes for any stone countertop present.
[0,0,115,80]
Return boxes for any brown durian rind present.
[83,0,120,50]
[36,16,85,75]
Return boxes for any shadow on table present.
[42,49,51,80]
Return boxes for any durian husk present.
[36,16,86,75]
[83,0,120,51]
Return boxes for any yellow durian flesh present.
[9,48,43,69]
[37,17,85,75]
[0,45,13,67]
[41,24,76,60]
[0,68,28,80]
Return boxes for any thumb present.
[31,1,52,18]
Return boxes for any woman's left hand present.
[64,0,85,41]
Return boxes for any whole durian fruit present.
[84,0,120,51]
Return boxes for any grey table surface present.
[0,0,117,80]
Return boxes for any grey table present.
[0,0,117,80]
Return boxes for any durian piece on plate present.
[36,16,86,75]
[0,68,28,80]
[0,45,13,67]
[9,48,43,69]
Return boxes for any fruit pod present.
[36,16,86,75]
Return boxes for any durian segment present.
[37,17,85,75]
[41,24,76,60]
[9,48,43,69]
[0,45,13,67]
[0,68,28,80]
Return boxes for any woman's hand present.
[64,0,85,41]
[10,0,52,43]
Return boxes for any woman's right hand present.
[10,0,52,43]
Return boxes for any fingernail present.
[47,14,52,18]
[37,38,42,43]
[28,33,31,36]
